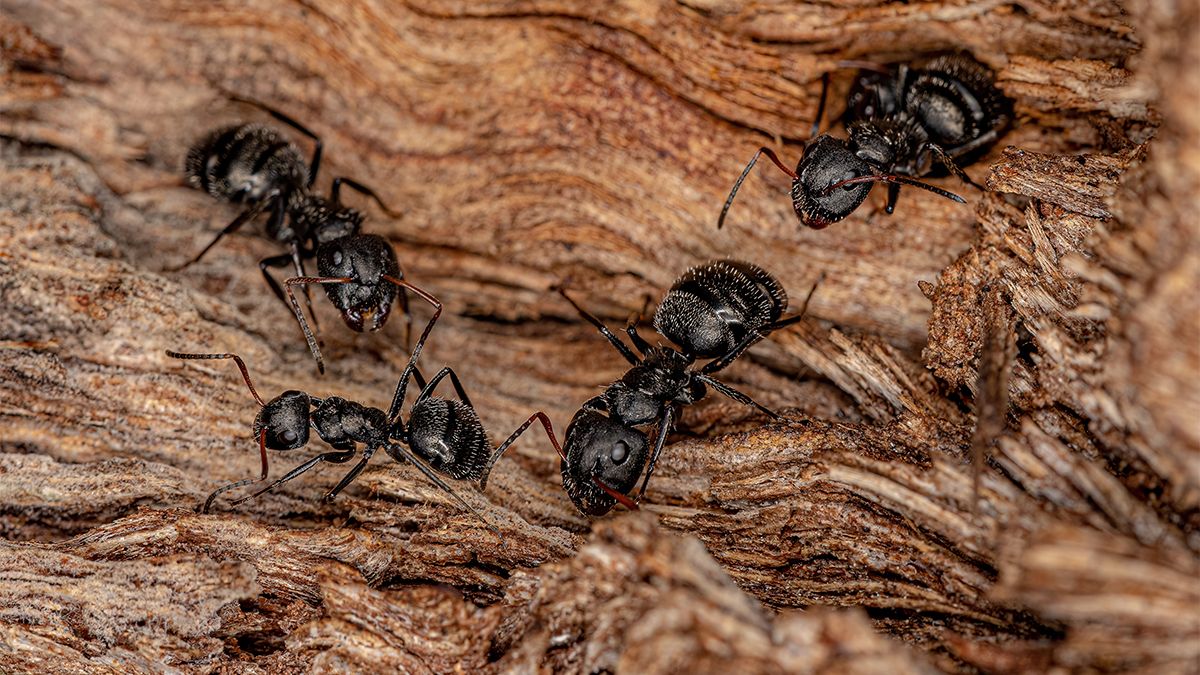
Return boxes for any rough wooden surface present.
[1,0,1197,673]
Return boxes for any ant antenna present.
[166,351,265,406]
[821,173,966,203]
[479,412,563,490]
[717,147,798,230]
[202,429,270,513]
[593,477,640,511]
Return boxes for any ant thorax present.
[847,115,928,172]
[606,348,704,426]
[312,396,389,448]
[292,194,364,246]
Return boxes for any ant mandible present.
[719,53,1010,230]
[175,96,427,373]
[550,259,819,515]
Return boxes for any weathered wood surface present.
[1,0,1197,672]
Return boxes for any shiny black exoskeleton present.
[553,260,817,515]
[719,53,1011,230]
[177,102,425,373]
[166,306,558,530]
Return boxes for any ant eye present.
[610,440,629,464]
[282,430,298,443]
[331,250,344,266]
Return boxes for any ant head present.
[792,135,875,229]
[254,390,312,450]
[560,408,649,516]
[316,234,402,332]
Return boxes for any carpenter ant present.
[167,300,559,530]
[553,259,819,515]
[719,53,1010,230]
[176,98,423,373]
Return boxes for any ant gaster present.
[553,259,818,515]
[719,53,1010,230]
[167,301,559,532]
[177,98,426,373]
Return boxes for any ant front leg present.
[382,276,443,423]
[260,245,320,338]
[479,412,564,490]
[635,405,675,502]
[231,447,356,506]
[283,276,354,374]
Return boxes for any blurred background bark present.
[0,0,1196,672]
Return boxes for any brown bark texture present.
[0,0,1197,673]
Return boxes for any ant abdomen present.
[405,398,491,481]
[560,409,649,516]
[184,124,306,205]
[908,54,1010,151]
[654,259,788,359]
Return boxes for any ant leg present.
[226,94,324,187]
[557,287,640,366]
[884,183,902,214]
[203,429,270,512]
[165,351,266,405]
[291,240,321,336]
[330,177,402,218]
[717,147,798,230]
[626,321,653,356]
[764,273,823,331]
[699,331,765,375]
[479,412,563,490]
[414,366,474,409]
[635,405,675,501]
[231,448,356,506]
[284,276,355,374]
[928,143,982,189]
[809,72,831,139]
[167,195,274,271]
[383,441,503,540]
[262,249,321,338]
[695,374,780,419]
[323,444,379,502]
[947,129,1000,160]
[700,271,819,376]
[381,276,443,423]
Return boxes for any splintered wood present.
[1,0,1197,673]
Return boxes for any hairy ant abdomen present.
[654,259,788,359]
[185,124,306,207]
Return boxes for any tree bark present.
[0,0,1196,673]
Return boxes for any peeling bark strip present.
[1,0,1198,673]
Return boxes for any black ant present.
[166,302,560,532]
[175,98,425,373]
[550,260,819,515]
[719,53,1011,230]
